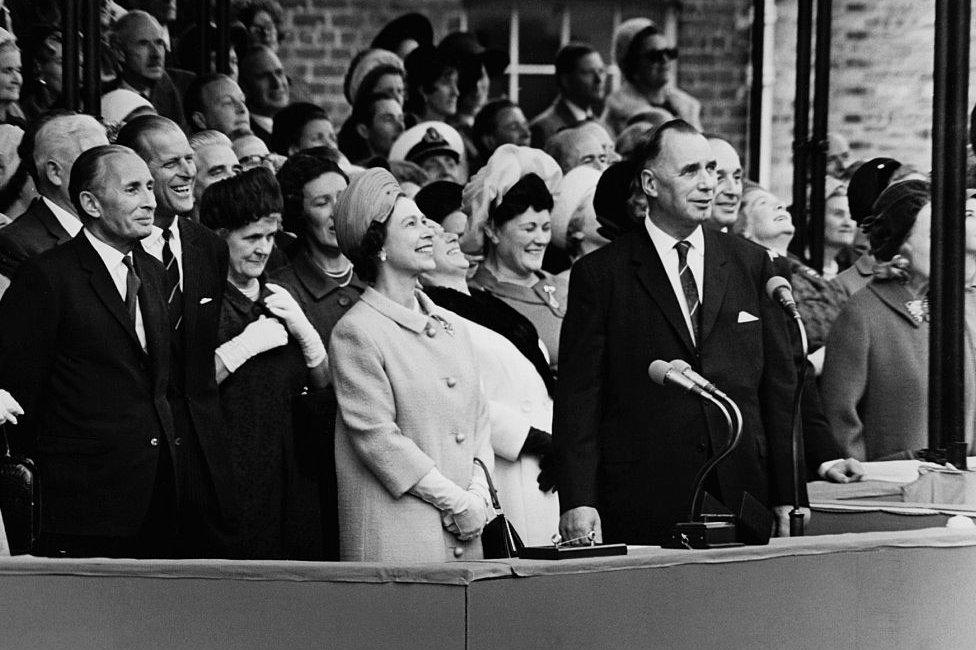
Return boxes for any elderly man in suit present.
[0,144,177,558]
[115,114,236,557]
[529,43,607,149]
[238,46,291,147]
[553,120,804,546]
[0,112,108,289]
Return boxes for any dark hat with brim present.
[437,31,509,78]
[864,178,931,261]
[848,156,902,224]
[593,158,642,241]
[415,180,464,223]
[371,13,434,53]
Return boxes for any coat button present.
[520,399,532,413]
[174,437,183,446]
[150,437,159,447]
[453,546,464,558]
[338,295,350,307]
[455,432,466,443]
[446,376,457,388]
[696,442,707,452]
[426,326,437,338]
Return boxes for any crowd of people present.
[0,1,970,562]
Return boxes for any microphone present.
[669,359,724,397]
[648,360,705,396]
[765,276,800,319]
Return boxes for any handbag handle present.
[473,457,502,511]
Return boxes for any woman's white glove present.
[264,283,327,368]
[215,315,288,373]
[410,468,490,541]
[0,389,24,425]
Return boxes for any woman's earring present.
[378,249,387,262]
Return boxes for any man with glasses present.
[602,18,702,136]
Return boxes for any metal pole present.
[807,0,832,274]
[82,0,101,118]
[747,0,765,182]
[788,0,813,258]
[61,0,81,111]
[197,0,212,75]
[215,0,231,75]
[929,0,970,467]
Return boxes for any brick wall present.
[676,0,753,156]
[275,0,466,122]
[770,0,975,201]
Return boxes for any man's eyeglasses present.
[641,48,679,64]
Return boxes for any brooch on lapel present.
[905,298,929,323]
[542,284,560,309]
[430,314,455,336]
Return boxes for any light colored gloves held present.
[215,315,288,373]
[410,467,490,541]
[0,389,23,425]
[264,283,327,368]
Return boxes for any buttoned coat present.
[329,288,493,563]
[0,234,175,536]
[553,227,799,545]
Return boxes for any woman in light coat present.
[329,168,494,563]
[422,222,559,546]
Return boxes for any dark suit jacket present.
[553,226,802,545]
[0,197,72,279]
[529,96,583,149]
[0,234,175,537]
[168,218,238,536]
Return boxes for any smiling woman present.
[328,167,495,563]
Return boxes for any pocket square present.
[199,297,213,305]
[737,311,759,323]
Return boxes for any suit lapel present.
[178,218,201,340]
[34,198,72,245]
[700,229,729,344]
[556,98,580,127]
[629,230,696,354]
[76,235,144,350]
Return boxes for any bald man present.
[109,10,189,131]
[0,111,108,286]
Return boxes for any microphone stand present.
[688,392,743,522]
[789,314,808,537]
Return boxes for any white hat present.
[389,121,465,165]
[551,165,602,249]
[101,89,155,127]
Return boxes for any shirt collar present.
[360,286,439,333]
[562,97,590,121]
[644,216,704,259]
[251,114,273,133]
[142,215,179,247]
[83,227,127,270]
[43,196,83,237]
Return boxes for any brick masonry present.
[770,0,973,201]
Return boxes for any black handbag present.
[0,423,39,555]
[473,458,524,559]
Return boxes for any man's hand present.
[772,505,811,537]
[824,458,865,484]
[558,506,603,545]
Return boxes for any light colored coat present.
[330,288,493,563]
[601,80,702,136]
[462,317,559,546]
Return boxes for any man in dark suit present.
[0,112,108,284]
[529,43,607,149]
[238,46,291,147]
[553,120,805,545]
[108,10,189,132]
[0,144,178,558]
[116,114,237,557]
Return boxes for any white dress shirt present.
[141,217,183,289]
[43,197,82,238]
[644,217,705,344]
[84,229,146,350]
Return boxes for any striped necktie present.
[674,240,701,343]
[162,227,183,332]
